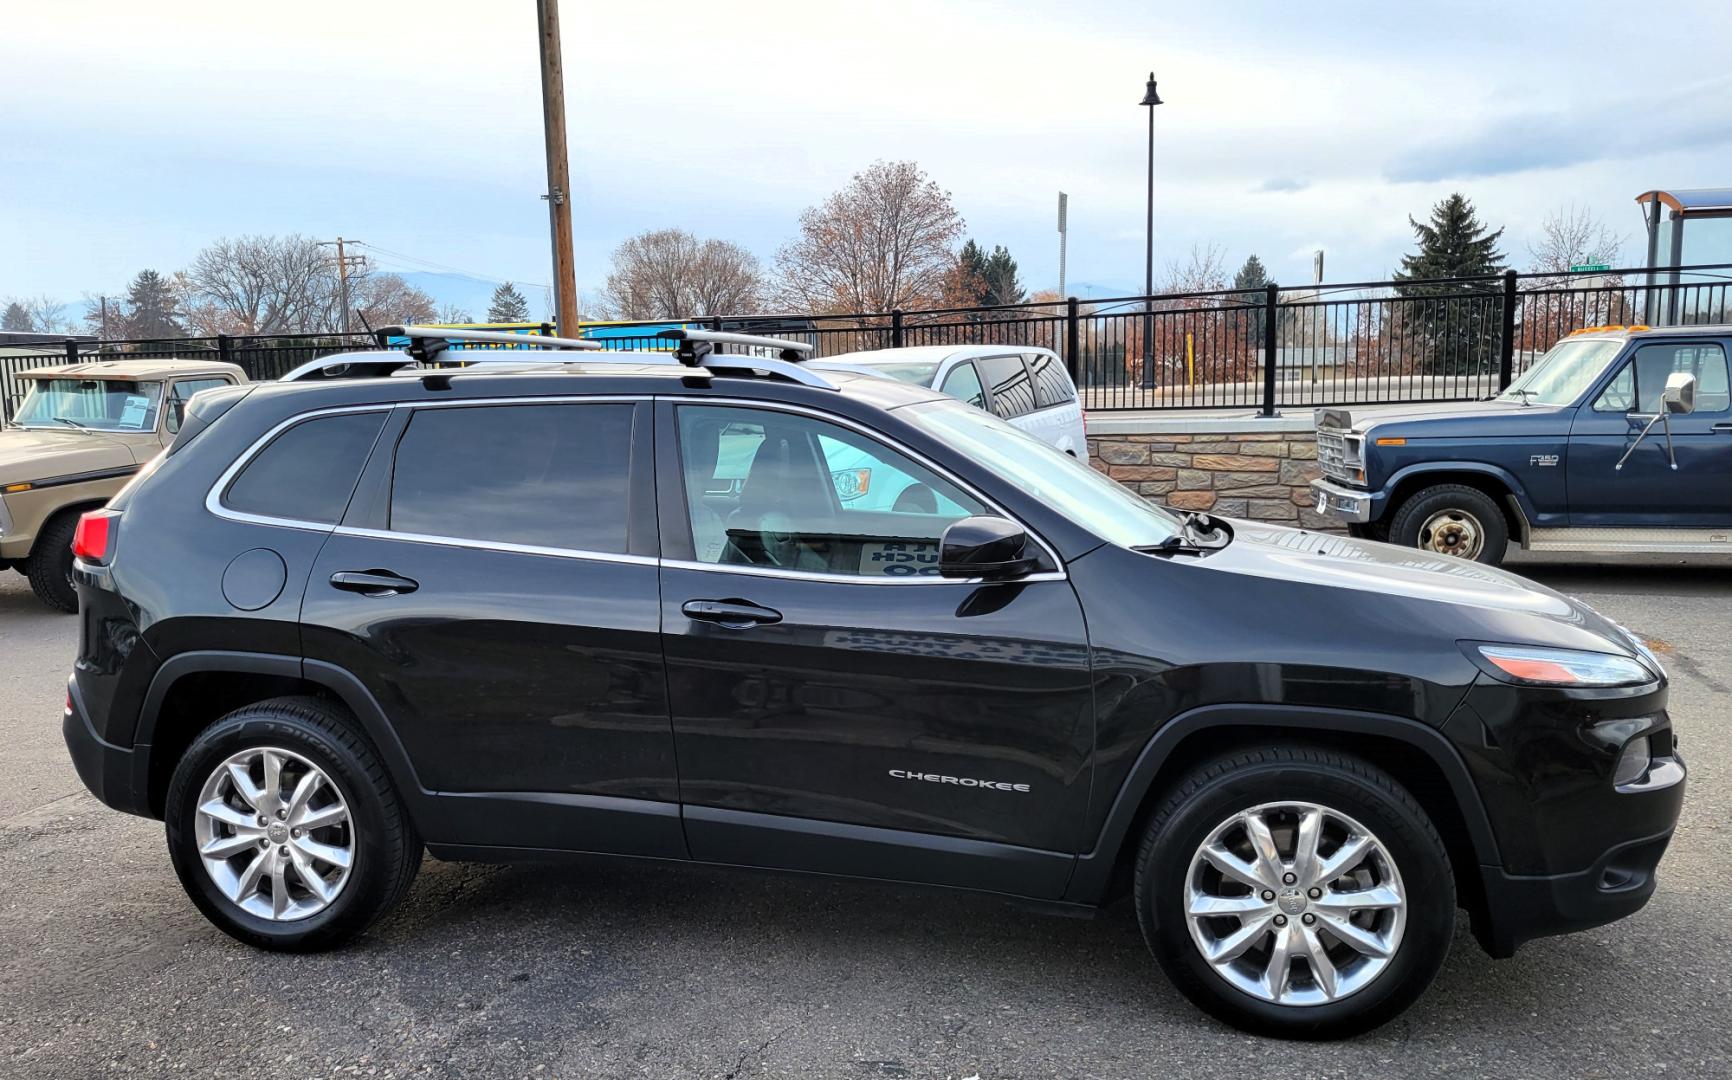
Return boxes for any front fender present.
[1374,459,1538,527]
[1061,703,1501,904]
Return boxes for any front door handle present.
[682,599,782,628]
[1713,422,1732,433]
[330,570,420,597]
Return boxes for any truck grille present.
[1315,430,1359,485]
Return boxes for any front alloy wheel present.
[1184,801,1406,1006]
[1135,746,1454,1038]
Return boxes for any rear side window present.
[978,354,1037,419]
[224,411,387,525]
[389,403,633,553]
[1026,352,1074,409]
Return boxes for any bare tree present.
[1159,244,1230,294]
[352,273,438,329]
[16,296,76,335]
[600,229,762,319]
[184,234,338,334]
[435,303,474,325]
[1528,205,1624,275]
[774,160,965,314]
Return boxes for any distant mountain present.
[395,272,549,322]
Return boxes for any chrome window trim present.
[205,404,395,532]
[334,526,658,568]
[203,392,1067,584]
[670,396,1066,583]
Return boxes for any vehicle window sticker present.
[117,395,151,429]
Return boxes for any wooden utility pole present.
[318,237,365,333]
[536,0,579,335]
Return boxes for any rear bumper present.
[1307,478,1382,523]
[63,676,154,818]
[1473,825,1677,957]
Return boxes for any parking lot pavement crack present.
[723,1020,797,1079]
[0,790,91,833]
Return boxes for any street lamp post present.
[1140,71,1163,384]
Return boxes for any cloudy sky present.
[4,0,1731,313]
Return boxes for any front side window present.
[12,378,162,432]
[165,378,231,434]
[677,405,986,578]
[1595,341,1730,414]
[1026,352,1074,409]
[938,361,987,408]
[224,411,387,525]
[390,403,634,553]
[978,355,1037,419]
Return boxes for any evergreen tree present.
[122,269,183,338]
[487,282,531,324]
[1395,194,1508,374]
[1232,254,1270,291]
[2,301,30,332]
[1232,254,1273,340]
[981,245,1025,306]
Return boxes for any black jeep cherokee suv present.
[62,329,1685,1038]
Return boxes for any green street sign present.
[1570,263,1612,273]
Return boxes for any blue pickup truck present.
[1309,325,1732,565]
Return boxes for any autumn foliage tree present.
[774,160,964,315]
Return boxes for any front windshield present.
[1499,338,1625,406]
[902,398,1182,548]
[11,378,163,431]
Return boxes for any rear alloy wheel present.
[165,696,421,951]
[1388,484,1508,566]
[1135,746,1454,1038]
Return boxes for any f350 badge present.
[1530,453,1560,467]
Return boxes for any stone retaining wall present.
[1086,422,1336,530]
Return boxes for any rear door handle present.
[1712,422,1732,433]
[330,570,420,597]
[681,599,782,627]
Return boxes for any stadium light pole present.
[1140,71,1163,381]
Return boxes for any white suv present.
[813,346,1087,456]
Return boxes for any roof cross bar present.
[656,328,815,363]
[379,323,606,361]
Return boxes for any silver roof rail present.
[279,353,417,382]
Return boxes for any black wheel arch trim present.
[1061,702,1503,904]
[135,651,430,812]
[1381,461,1535,523]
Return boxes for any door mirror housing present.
[939,516,1038,580]
[1663,371,1696,414]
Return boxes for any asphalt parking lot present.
[3,556,1730,1080]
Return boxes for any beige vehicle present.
[0,358,246,611]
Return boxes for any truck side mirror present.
[1662,372,1696,415]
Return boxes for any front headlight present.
[1342,435,1365,467]
[1474,644,1655,687]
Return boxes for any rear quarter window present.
[223,411,388,525]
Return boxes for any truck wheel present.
[1388,484,1507,565]
[164,696,422,952]
[25,512,80,613]
[1134,745,1455,1039]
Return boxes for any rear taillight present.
[71,509,119,565]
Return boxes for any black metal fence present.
[5,263,1728,420]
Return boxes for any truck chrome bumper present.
[1308,478,1375,523]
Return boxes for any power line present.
[348,241,552,291]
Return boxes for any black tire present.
[1134,746,1454,1039]
[164,696,422,951]
[1387,483,1508,565]
[25,512,79,613]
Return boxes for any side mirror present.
[939,516,1038,580]
[1663,371,1696,414]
